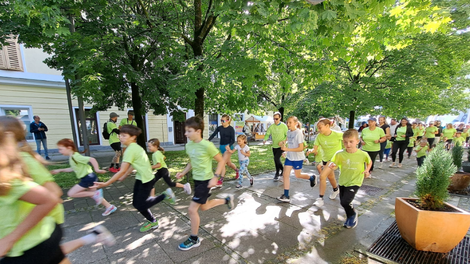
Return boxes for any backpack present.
[102,122,110,140]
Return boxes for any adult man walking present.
[30,115,50,160]
[263,112,288,181]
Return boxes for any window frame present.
[0,105,34,141]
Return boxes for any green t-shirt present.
[425,126,438,138]
[453,137,465,147]
[408,137,416,147]
[69,152,93,179]
[264,122,288,149]
[395,126,407,141]
[412,127,420,138]
[21,152,64,224]
[186,139,219,181]
[314,145,323,162]
[0,180,56,257]
[152,151,167,172]
[415,145,429,158]
[385,140,392,149]
[119,118,137,127]
[331,149,371,187]
[442,128,456,139]
[417,127,424,137]
[123,143,154,183]
[361,127,385,152]
[461,131,468,139]
[107,121,120,144]
[314,130,343,161]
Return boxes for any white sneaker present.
[329,189,339,200]
[314,197,324,207]
[378,162,383,169]
[92,189,103,205]
[91,225,115,246]
[183,183,192,195]
[389,162,396,168]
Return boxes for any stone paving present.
[59,153,470,264]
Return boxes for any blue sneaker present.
[346,213,358,229]
[225,194,234,209]
[178,237,201,251]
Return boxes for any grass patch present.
[48,144,283,189]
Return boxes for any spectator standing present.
[30,115,50,160]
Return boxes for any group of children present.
[7,111,448,262]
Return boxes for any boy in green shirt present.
[318,129,372,229]
[415,140,429,167]
[176,116,234,250]
[107,112,122,173]
[263,112,288,181]
[453,131,465,147]
[94,125,176,233]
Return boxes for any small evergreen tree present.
[452,145,464,171]
[415,144,456,210]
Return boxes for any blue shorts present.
[284,159,303,170]
[78,173,98,188]
[219,144,234,154]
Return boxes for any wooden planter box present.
[395,197,470,253]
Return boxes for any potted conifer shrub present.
[395,145,470,253]
[449,145,470,191]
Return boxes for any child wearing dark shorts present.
[176,116,234,251]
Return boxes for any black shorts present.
[192,180,211,204]
[78,173,98,188]
[0,224,65,264]
[110,142,122,151]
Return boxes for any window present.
[0,36,23,71]
[74,108,100,146]
[0,105,34,140]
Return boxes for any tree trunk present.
[349,110,355,129]
[130,82,147,149]
[278,107,285,122]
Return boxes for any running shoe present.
[345,213,358,229]
[273,175,279,181]
[235,169,239,179]
[389,162,396,168]
[309,175,317,188]
[139,220,159,232]
[329,189,339,200]
[92,189,103,205]
[102,205,117,216]
[215,178,223,188]
[250,178,253,186]
[378,162,383,169]
[178,237,201,251]
[277,194,290,203]
[108,167,117,173]
[91,225,115,246]
[398,163,403,168]
[236,184,242,189]
[225,194,234,209]
[183,183,192,195]
[314,197,324,207]
[163,188,176,204]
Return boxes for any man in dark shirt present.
[30,115,50,160]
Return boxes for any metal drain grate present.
[358,184,384,196]
[368,221,470,264]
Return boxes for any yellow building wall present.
[22,48,62,76]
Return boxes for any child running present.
[307,118,342,207]
[453,131,465,147]
[415,140,429,167]
[51,139,117,217]
[147,138,191,196]
[319,129,372,228]
[176,116,234,251]
[94,125,175,232]
[227,134,253,188]
[0,123,115,264]
[277,116,316,203]
[384,140,392,161]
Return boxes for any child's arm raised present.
[176,163,192,179]
[50,167,73,174]
[89,157,107,174]
[93,162,131,188]
[0,185,58,257]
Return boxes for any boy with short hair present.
[453,131,465,147]
[319,129,372,229]
[94,125,176,233]
[415,140,429,167]
[107,112,122,172]
[176,116,234,250]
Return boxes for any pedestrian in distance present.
[226,134,253,189]
[306,118,341,207]
[389,118,414,168]
[51,139,117,217]
[424,121,439,148]
[147,138,191,197]
[176,116,234,251]
[360,117,386,175]
[319,129,372,229]
[29,115,50,160]
[107,112,122,173]
[94,125,176,233]
[277,116,316,203]
[263,112,288,181]
[415,140,429,167]
[208,114,239,188]
[378,116,391,168]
